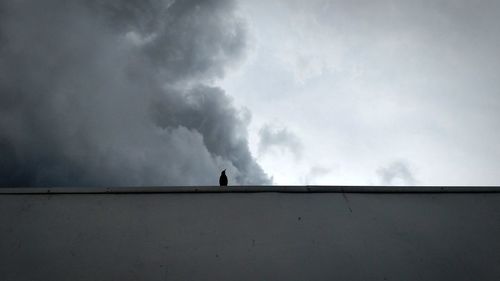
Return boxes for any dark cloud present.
[377,161,417,186]
[258,124,303,159]
[0,0,270,186]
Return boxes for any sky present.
[221,0,500,185]
[0,0,499,186]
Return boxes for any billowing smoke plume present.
[0,0,270,186]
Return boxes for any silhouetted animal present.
[219,170,228,186]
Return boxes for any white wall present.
[1,189,500,281]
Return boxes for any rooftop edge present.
[0,186,500,194]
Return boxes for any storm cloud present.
[0,0,270,186]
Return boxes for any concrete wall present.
[1,187,500,281]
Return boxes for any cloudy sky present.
[222,0,500,186]
[0,0,499,186]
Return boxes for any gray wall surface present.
[1,188,500,281]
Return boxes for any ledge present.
[0,185,500,194]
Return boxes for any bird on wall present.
[219,170,228,186]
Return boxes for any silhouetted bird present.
[219,169,228,186]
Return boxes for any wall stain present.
[342,192,353,213]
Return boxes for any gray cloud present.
[0,0,270,186]
[302,165,331,185]
[228,0,500,185]
[377,161,417,186]
[258,124,303,159]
